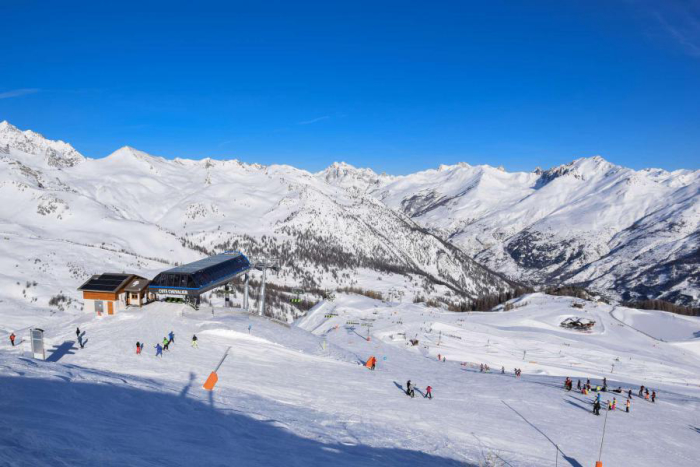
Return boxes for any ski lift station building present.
[147,251,251,303]
[78,252,251,315]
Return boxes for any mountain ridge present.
[1,121,697,306]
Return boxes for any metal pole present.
[259,267,267,316]
[598,403,610,463]
[243,273,249,310]
[214,347,231,373]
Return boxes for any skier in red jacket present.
[9,333,16,346]
[425,385,433,399]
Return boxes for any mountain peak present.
[0,120,85,167]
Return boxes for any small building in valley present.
[78,273,148,315]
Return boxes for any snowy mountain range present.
[0,121,515,319]
[1,121,697,311]
[327,158,699,307]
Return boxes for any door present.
[95,300,104,316]
[108,301,114,315]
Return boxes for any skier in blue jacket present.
[155,343,163,357]
[168,331,175,344]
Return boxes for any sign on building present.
[30,328,46,360]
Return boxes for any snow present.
[1,120,699,465]
[2,294,699,466]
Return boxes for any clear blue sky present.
[1,0,698,173]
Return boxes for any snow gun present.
[203,346,231,391]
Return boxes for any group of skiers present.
[140,332,201,357]
[513,368,522,377]
[151,331,175,357]
[405,380,432,399]
[479,363,491,372]
[565,377,657,416]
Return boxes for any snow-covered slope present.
[354,157,700,306]
[0,123,514,323]
[1,120,697,309]
[2,294,699,466]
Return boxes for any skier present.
[136,342,141,355]
[608,400,613,411]
[155,343,163,357]
[639,385,644,397]
[425,385,433,399]
[443,356,446,363]
[645,388,650,400]
[9,332,15,347]
[480,364,484,372]
[577,379,581,390]
[596,393,601,404]
[163,337,169,351]
[628,389,633,399]
[406,380,415,398]
[651,391,656,403]
[626,399,631,413]
[438,354,441,361]
[76,327,81,339]
[168,331,175,345]
[603,377,607,387]
[191,334,198,348]
[593,399,601,416]
[612,398,617,411]
[501,366,505,374]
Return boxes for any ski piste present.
[2,292,699,466]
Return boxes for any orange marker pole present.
[203,346,231,391]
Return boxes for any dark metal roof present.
[149,252,250,295]
[78,273,133,293]
[162,252,245,275]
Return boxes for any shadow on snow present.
[1,375,468,466]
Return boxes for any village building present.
[123,277,154,307]
[78,273,149,315]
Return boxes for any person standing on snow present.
[501,366,505,374]
[163,337,169,351]
[136,342,141,355]
[406,380,415,398]
[9,332,16,346]
[628,389,632,399]
[593,399,601,416]
[651,391,656,403]
[76,327,81,339]
[626,399,631,413]
[425,385,432,399]
[168,331,175,345]
[191,334,198,348]
[155,343,163,357]
[612,398,617,410]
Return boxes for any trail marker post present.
[597,405,610,467]
[203,346,231,391]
